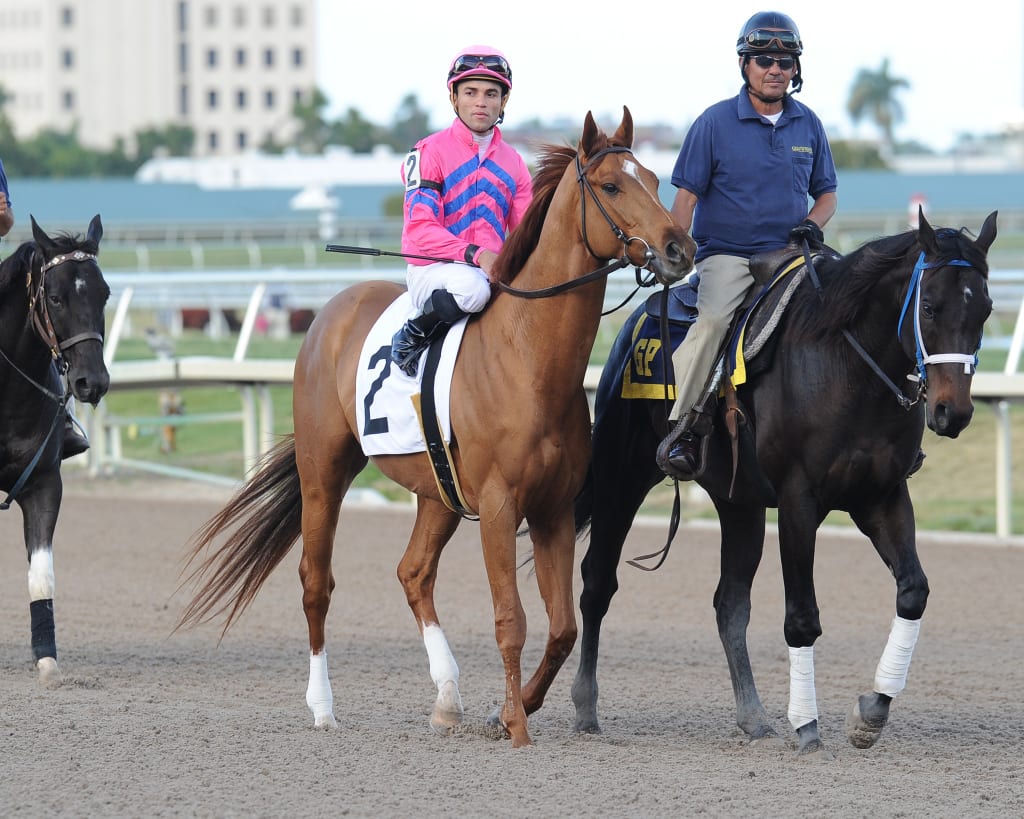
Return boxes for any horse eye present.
[920,302,934,319]
[601,182,619,195]
[47,293,62,308]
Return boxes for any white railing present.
[89,267,1024,537]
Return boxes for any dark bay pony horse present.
[1,215,109,686]
[572,210,997,754]
[178,109,695,747]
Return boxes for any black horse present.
[572,210,998,754]
[0,215,109,686]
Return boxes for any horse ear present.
[87,214,103,245]
[610,106,634,148]
[916,206,938,253]
[580,111,600,157]
[30,215,56,255]
[975,210,998,254]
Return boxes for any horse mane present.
[491,141,592,284]
[0,241,37,296]
[787,224,989,342]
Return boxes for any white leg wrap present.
[787,646,819,730]
[874,615,921,697]
[422,624,459,689]
[28,549,55,601]
[305,651,334,724]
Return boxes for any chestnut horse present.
[572,210,997,754]
[178,109,695,747]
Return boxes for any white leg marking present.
[28,549,55,601]
[423,623,459,689]
[874,616,921,696]
[787,645,819,730]
[423,624,463,730]
[305,650,337,729]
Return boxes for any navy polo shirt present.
[672,87,837,261]
[0,158,10,205]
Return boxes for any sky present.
[317,0,1024,153]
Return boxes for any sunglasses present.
[448,54,512,80]
[752,55,796,70]
[743,29,801,51]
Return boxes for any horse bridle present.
[30,250,104,365]
[802,239,980,410]
[898,253,978,383]
[497,146,658,301]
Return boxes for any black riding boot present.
[391,289,468,377]
[656,408,712,480]
[62,409,90,460]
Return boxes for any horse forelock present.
[492,142,578,284]
[47,230,100,257]
[935,227,990,276]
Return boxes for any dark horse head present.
[18,215,111,405]
[907,210,996,437]
[798,209,997,439]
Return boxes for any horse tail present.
[574,464,595,538]
[176,434,302,637]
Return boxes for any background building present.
[0,0,316,155]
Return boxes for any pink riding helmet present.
[446,45,512,92]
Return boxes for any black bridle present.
[497,146,658,301]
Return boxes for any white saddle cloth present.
[354,292,466,456]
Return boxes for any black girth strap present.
[416,337,478,520]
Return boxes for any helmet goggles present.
[448,54,512,82]
[741,28,801,52]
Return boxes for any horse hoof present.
[846,700,885,749]
[37,657,62,689]
[747,733,787,753]
[574,718,602,735]
[430,681,464,734]
[312,712,338,730]
[483,707,511,741]
[796,741,834,761]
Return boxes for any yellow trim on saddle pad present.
[620,312,678,400]
[731,257,805,388]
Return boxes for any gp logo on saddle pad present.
[355,292,467,456]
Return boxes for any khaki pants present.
[668,254,754,422]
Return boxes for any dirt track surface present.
[1,473,1023,818]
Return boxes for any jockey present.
[391,45,533,377]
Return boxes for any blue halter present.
[897,251,978,383]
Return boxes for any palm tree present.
[846,58,910,151]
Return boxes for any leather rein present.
[497,146,658,302]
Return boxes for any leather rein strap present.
[497,146,656,300]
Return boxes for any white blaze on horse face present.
[874,615,921,696]
[787,645,819,730]
[621,158,663,208]
[75,275,87,295]
[621,159,641,183]
[422,623,459,689]
[28,548,55,601]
